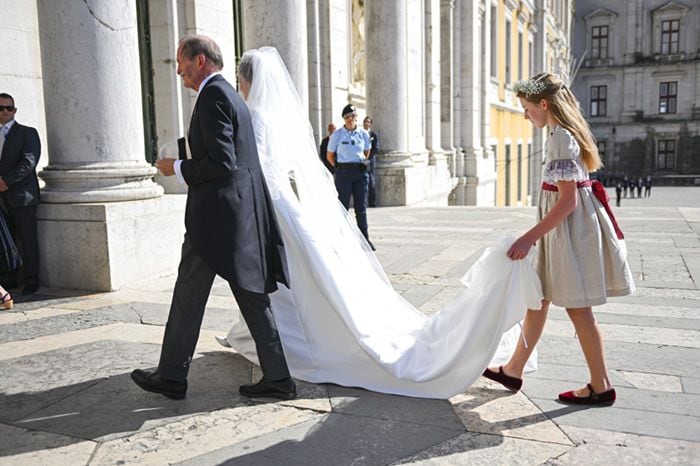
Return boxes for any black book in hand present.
[177,137,187,160]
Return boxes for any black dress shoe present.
[239,377,297,400]
[131,369,187,400]
[482,366,523,392]
[22,284,39,295]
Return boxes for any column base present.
[375,152,456,206]
[39,162,164,203]
[37,195,186,291]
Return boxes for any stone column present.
[34,0,186,291]
[36,0,162,203]
[243,0,309,112]
[478,2,496,206]
[365,0,413,205]
[530,1,547,205]
[440,0,456,177]
[366,0,410,161]
[425,0,445,166]
[459,1,484,205]
[306,0,322,142]
[451,0,466,204]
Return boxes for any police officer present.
[326,104,375,250]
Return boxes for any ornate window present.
[659,81,677,114]
[661,20,680,54]
[591,26,608,59]
[657,140,676,170]
[583,8,617,66]
[590,85,607,117]
[652,2,689,57]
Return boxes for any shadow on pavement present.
[0,351,329,459]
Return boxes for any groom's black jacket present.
[181,74,288,293]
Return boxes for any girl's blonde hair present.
[514,73,602,171]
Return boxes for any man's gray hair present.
[178,35,224,70]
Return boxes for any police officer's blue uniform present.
[327,104,373,248]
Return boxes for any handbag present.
[0,200,22,273]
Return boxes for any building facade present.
[485,0,574,206]
[1,0,573,290]
[572,0,700,184]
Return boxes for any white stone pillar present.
[33,0,186,291]
[477,2,496,206]
[451,0,466,205]
[307,0,323,142]
[530,1,547,205]
[36,0,162,203]
[365,0,413,205]
[440,0,456,177]
[243,0,309,112]
[459,0,484,205]
[366,0,410,161]
[425,0,445,165]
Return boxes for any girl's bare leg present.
[566,306,612,395]
[489,299,550,379]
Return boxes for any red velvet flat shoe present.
[482,366,523,392]
[558,383,616,406]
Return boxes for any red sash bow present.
[541,180,624,240]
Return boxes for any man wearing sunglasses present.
[326,104,375,251]
[0,93,41,294]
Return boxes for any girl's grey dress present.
[536,125,635,308]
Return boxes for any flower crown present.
[512,78,547,97]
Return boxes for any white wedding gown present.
[222,48,542,399]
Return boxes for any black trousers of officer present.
[334,164,369,239]
[157,236,291,383]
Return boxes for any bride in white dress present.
[219,47,542,399]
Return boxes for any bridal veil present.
[225,47,542,398]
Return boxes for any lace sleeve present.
[543,127,587,183]
[543,158,587,183]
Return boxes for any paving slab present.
[523,378,700,417]
[389,432,572,465]
[0,423,97,466]
[529,398,700,442]
[327,385,465,431]
[525,362,634,388]
[451,381,572,445]
[176,413,463,466]
[553,426,700,465]
[681,376,700,395]
[90,404,321,466]
[537,335,700,377]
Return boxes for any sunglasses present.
[0,106,15,112]
[343,113,357,119]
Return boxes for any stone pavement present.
[1,187,699,465]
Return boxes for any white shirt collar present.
[1,119,15,135]
[198,72,221,95]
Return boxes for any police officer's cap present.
[341,104,356,118]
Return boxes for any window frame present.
[660,19,680,55]
[590,85,607,117]
[659,81,677,114]
[657,139,676,170]
[591,25,609,59]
